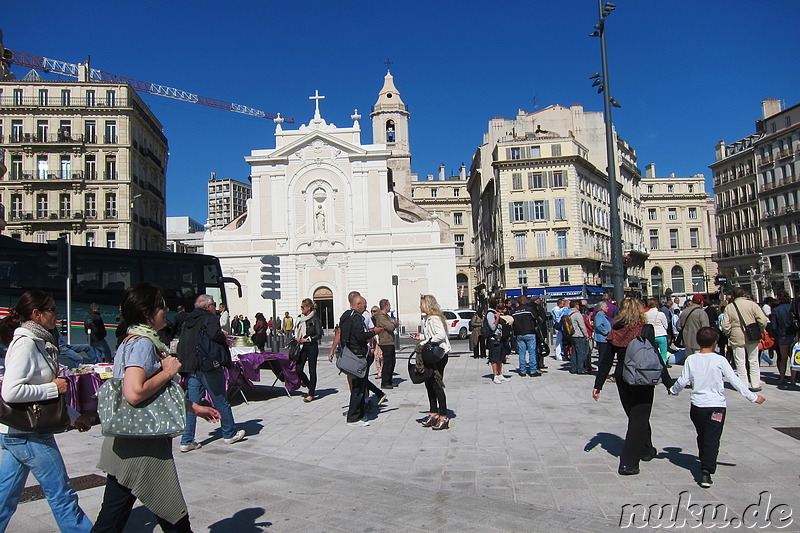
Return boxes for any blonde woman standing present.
[411,295,452,430]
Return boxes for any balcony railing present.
[761,172,800,192]
[764,234,800,248]
[761,204,798,220]
[758,155,774,167]
[103,135,118,144]
[103,171,118,180]
[6,133,86,144]
[0,96,129,108]
[7,170,84,181]
[778,149,793,161]
[104,210,118,219]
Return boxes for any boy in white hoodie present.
[669,327,765,488]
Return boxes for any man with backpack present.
[552,299,570,361]
[565,300,590,374]
[484,298,512,384]
[512,295,541,377]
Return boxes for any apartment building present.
[207,175,251,230]
[411,164,474,308]
[711,98,800,297]
[166,216,205,254]
[641,164,717,299]
[469,104,647,307]
[0,76,168,250]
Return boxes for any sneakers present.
[223,429,246,445]
[347,420,370,427]
[499,375,512,382]
[699,472,713,488]
[493,376,503,384]
[179,441,202,453]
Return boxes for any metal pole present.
[66,238,72,344]
[597,0,625,304]
[394,281,401,350]
[271,299,278,352]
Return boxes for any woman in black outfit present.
[294,298,322,403]
[592,297,673,476]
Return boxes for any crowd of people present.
[0,283,795,530]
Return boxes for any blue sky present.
[4,1,800,224]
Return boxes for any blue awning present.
[545,285,583,298]
[505,287,546,297]
[586,286,605,295]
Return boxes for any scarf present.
[20,320,59,361]
[126,324,170,358]
[295,311,314,339]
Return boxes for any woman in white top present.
[411,294,452,430]
[0,290,93,532]
[645,298,670,365]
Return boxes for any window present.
[85,121,96,143]
[453,212,463,225]
[11,194,22,219]
[85,156,97,180]
[37,120,49,142]
[647,185,653,193]
[688,184,694,193]
[512,202,525,222]
[85,194,97,218]
[551,144,561,157]
[650,229,659,250]
[515,233,527,259]
[518,269,528,286]
[668,208,677,220]
[11,120,22,142]
[667,184,674,193]
[690,228,699,248]
[529,146,540,158]
[86,232,96,247]
[670,229,679,249]
[671,266,685,293]
[10,156,22,180]
[59,120,72,141]
[430,189,437,198]
[454,234,464,256]
[384,119,396,143]
[106,90,116,107]
[539,268,548,284]
[512,173,523,190]
[38,89,48,106]
[552,171,565,188]
[13,89,23,106]
[554,198,566,220]
[691,265,705,292]
[105,193,117,218]
[648,208,656,220]
[37,156,48,180]
[105,156,117,180]
[61,89,71,107]
[528,172,543,189]
[59,194,71,218]
[556,230,567,257]
[651,267,663,296]
[453,188,460,197]
[507,147,521,160]
[85,90,95,107]
[533,200,549,220]
[104,121,117,144]
[106,232,116,249]
[35,233,47,244]
[536,231,547,258]
[560,267,569,283]
[60,156,71,179]
[36,194,48,218]
[688,207,697,219]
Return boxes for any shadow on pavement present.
[584,432,624,458]
[208,507,271,533]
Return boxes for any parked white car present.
[442,309,477,339]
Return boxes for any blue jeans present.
[0,433,92,532]
[570,337,588,374]
[517,334,538,374]
[182,370,237,444]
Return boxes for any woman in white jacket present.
[0,290,92,532]
[411,294,452,430]
[645,298,670,365]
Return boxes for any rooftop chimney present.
[459,163,466,180]
[645,163,656,178]
[762,98,782,119]
[438,164,445,181]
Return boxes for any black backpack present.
[481,310,496,338]
[498,319,513,342]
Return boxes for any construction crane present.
[2,48,294,123]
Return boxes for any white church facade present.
[204,72,457,330]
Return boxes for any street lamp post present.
[590,1,625,304]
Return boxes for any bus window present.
[203,264,220,285]
[205,287,222,307]
[142,259,196,300]
[73,256,133,295]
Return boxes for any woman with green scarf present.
[93,282,221,533]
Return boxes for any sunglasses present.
[41,306,58,314]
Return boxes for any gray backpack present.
[622,325,664,386]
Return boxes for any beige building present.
[469,104,647,307]
[0,76,168,250]
[641,164,717,299]
[711,98,800,298]
[411,164,474,308]
[207,174,251,230]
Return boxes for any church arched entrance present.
[313,286,335,329]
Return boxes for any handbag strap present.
[731,300,749,334]
[678,307,698,333]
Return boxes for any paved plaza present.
[7,339,800,532]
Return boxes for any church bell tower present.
[371,69,412,197]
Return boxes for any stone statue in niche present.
[312,187,327,234]
[316,204,325,232]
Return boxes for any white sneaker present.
[493,376,503,384]
[223,429,245,444]
[179,441,202,453]
[500,375,512,382]
[347,420,370,427]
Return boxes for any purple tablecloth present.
[64,373,103,413]
[233,352,301,392]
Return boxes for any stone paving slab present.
[5,341,800,532]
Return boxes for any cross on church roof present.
[309,90,325,120]
[384,58,393,72]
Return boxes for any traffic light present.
[47,237,68,277]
